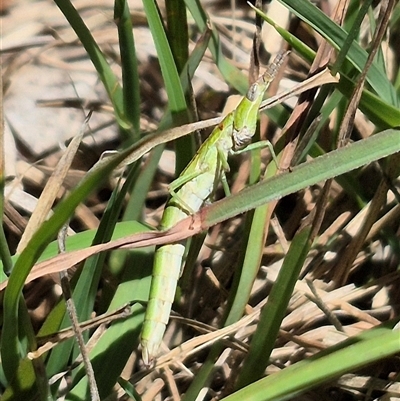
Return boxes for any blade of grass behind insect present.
[223,207,268,322]
[114,0,141,141]
[0,144,147,382]
[142,0,187,114]
[166,0,189,74]
[224,139,279,326]
[143,0,195,175]
[166,0,194,173]
[53,0,130,130]
[337,73,400,128]
[184,0,246,92]
[254,10,315,64]
[235,226,312,389]
[222,321,400,401]
[274,0,398,105]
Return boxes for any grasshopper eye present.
[246,83,258,101]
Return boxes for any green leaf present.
[115,0,141,140]
[142,0,187,113]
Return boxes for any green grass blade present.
[142,0,187,113]
[114,0,141,141]
[165,0,194,173]
[1,358,40,401]
[331,0,373,75]
[252,9,315,63]
[123,149,163,224]
[236,226,312,389]
[223,146,279,327]
[184,0,247,92]
[142,0,195,173]
[166,0,189,73]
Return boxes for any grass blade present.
[235,226,312,388]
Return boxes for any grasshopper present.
[140,52,287,365]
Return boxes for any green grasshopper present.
[140,53,287,365]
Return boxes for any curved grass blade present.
[142,0,187,114]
